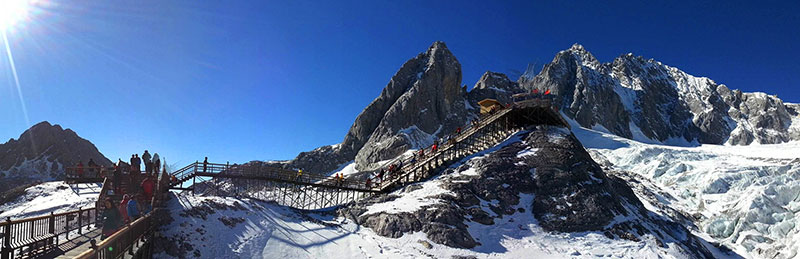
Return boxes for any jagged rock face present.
[0,121,112,192]
[341,126,714,258]
[286,41,472,173]
[283,144,350,176]
[467,71,522,106]
[521,44,800,145]
[352,41,468,170]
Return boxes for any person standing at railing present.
[119,194,132,223]
[127,196,140,221]
[130,154,138,173]
[114,160,123,194]
[295,169,303,181]
[101,198,122,240]
[153,153,161,175]
[87,158,97,177]
[141,176,155,202]
[203,157,209,173]
[76,161,85,178]
[142,150,152,175]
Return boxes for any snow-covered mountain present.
[521,44,800,146]
[0,121,112,194]
[571,122,800,258]
[154,125,750,258]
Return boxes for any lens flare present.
[0,0,32,31]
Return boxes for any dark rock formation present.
[340,126,714,258]
[521,44,799,145]
[284,41,474,173]
[467,71,523,106]
[0,121,112,193]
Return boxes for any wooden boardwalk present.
[167,98,568,211]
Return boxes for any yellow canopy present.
[477,99,503,114]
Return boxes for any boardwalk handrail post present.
[2,217,11,259]
[49,211,55,237]
[78,208,83,235]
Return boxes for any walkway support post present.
[2,217,11,259]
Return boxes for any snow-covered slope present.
[570,120,800,258]
[0,181,101,219]
[157,192,718,259]
[158,126,733,258]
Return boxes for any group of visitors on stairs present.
[100,150,162,240]
[364,100,509,189]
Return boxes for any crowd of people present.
[99,150,163,240]
[366,125,470,189]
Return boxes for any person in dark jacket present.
[130,154,137,173]
[142,150,152,174]
[101,198,122,239]
[87,159,97,177]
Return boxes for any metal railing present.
[65,166,109,183]
[172,162,374,192]
[74,210,157,259]
[1,207,98,259]
[369,106,516,190]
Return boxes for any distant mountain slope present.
[0,121,112,193]
[521,44,800,145]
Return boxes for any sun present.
[0,0,32,31]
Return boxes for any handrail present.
[370,105,516,190]
[1,207,98,259]
[74,210,156,259]
[189,162,374,192]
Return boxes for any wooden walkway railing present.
[0,207,97,259]
[166,98,567,211]
[73,210,158,259]
[64,167,109,184]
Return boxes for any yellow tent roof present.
[477,99,502,107]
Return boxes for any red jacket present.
[119,198,130,222]
[141,178,155,197]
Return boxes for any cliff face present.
[521,44,800,145]
[288,41,482,173]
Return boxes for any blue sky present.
[1,0,798,166]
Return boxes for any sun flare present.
[0,0,31,31]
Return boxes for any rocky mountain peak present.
[561,43,601,69]
[526,44,800,145]
[0,121,112,192]
[283,41,470,173]
[468,71,521,105]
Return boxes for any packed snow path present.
[167,98,569,211]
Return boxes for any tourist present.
[119,194,131,223]
[152,153,161,175]
[101,198,122,240]
[142,150,152,175]
[141,176,155,202]
[76,161,84,178]
[127,196,140,221]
